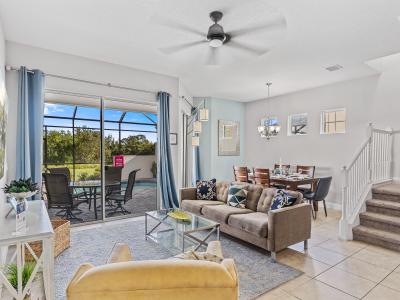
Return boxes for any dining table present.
[70,180,121,219]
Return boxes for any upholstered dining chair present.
[107,169,140,216]
[302,176,332,219]
[233,166,249,183]
[253,168,270,187]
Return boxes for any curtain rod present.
[5,65,158,95]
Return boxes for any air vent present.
[325,64,343,72]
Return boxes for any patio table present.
[70,180,121,219]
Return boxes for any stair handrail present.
[340,123,397,239]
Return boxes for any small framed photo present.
[170,133,178,145]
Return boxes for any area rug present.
[55,217,302,300]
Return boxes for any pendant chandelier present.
[257,82,281,140]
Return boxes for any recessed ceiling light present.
[325,64,343,72]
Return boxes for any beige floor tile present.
[305,246,347,265]
[318,238,366,256]
[289,279,357,300]
[278,274,312,293]
[381,272,400,292]
[256,288,298,300]
[308,233,330,246]
[316,267,376,298]
[289,241,308,253]
[363,284,400,300]
[278,253,331,277]
[352,248,400,270]
[335,257,392,283]
[366,244,400,258]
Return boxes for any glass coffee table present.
[145,210,220,254]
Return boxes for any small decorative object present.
[6,262,36,299]
[218,120,240,156]
[167,210,192,222]
[170,133,178,145]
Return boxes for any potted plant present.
[6,262,36,299]
[3,178,39,202]
[151,161,157,178]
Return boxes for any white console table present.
[0,200,54,300]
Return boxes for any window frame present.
[320,108,346,135]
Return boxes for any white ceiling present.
[1,0,400,101]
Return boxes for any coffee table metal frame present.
[145,210,220,253]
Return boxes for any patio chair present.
[106,169,140,216]
[105,166,123,198]
[48,167,87,201]
[43,173,86,221]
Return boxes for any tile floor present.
[257,208,400,300]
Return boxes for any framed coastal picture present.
[218,120,240,156]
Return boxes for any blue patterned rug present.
[55,216,302,300]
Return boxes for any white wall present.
[198,97,246,181]
[0,21,6,213]
[245,76,378,206]
[5,41,182,192]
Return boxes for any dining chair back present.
[303,176,332,219]
[105,166,122,184]
[233,166,249,183]
[253,168,270,187]
[124,169,140,202]
[296,165,315,177]
[49,167,71,182]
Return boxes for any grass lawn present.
[44,164,101,181]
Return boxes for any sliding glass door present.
[42,92,158,224]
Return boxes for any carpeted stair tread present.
[360,212,400,227]
[372,184,400,196]
[353,225,400,246]
[366,199,400,210]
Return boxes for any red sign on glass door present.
[113,155,124,167]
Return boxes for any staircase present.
[353,183,400,251]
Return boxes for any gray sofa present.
[180,182,311,260]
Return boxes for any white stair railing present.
[339,124,395,240]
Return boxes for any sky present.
[44,103,158,142]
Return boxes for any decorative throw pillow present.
[196,179,217,200]
[270,190,297,210]
[227,184,248,208]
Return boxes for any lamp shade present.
[193,121,202,133]
[199,109,209,122]
[192,136,200,146]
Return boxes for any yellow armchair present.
[67,242,238,300]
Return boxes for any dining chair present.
[253,168,270,187]
[296,165,316,192]
[107,169,140,216]
[302,176,332,220]
[104,166,123,204]
[42,173,85,221]
[233,166,250,183]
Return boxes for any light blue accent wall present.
[196,97,246,181]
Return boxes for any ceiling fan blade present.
[205,47,219,66]
[229,15,286,38]
[159,40,206,55]
[226,40,269,56]
[154,16,206,38]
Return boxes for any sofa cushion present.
[257,188,303,213]
[202,205,253,224]
[216,181,230,202]
[181,200,224,215]
[227,184,248,208]
[196,179,217,200]
[270,190,298,210]
[228,212,269,238]
[245,184,263,211]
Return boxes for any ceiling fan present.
[158,10,286,65]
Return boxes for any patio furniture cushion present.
[196,179,217,200]
[244,184,264,211]
[228,212,269,238]
[216,181,230,202]
[181,200,224,215]
[202,205,252,224]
